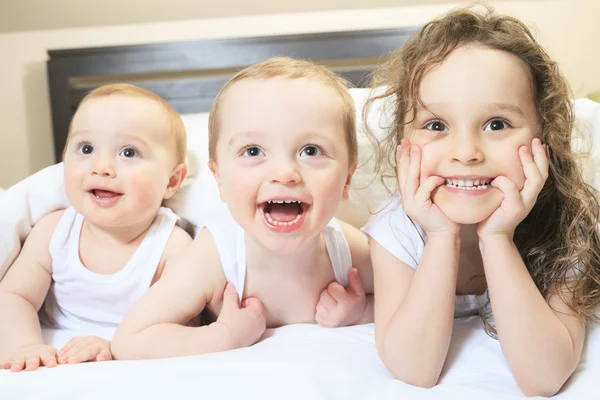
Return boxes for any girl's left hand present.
[477,138,548,238]
[57,335,112,364]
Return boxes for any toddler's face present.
[406,45,539,224]
[64,94,181,229]
[211,77,354,253]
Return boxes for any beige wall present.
[0,0,598,188]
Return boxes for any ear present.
[208,159,226,202]
[163,163,188,200]
[342,162,358,201]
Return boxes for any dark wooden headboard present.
[46,28,416,162]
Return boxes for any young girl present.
[0,84,191,371]
[363,7,600,397]
[111,57,373,360]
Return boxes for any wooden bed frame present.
[46,28,416,163]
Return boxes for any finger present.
[241,297,266,317]
[10,357,25,372]
[404,144,421,200]
[221,283,240,311]
[491,176,521,205]
[347,268,366,297]
[59,337,82,356]
[315,304,333,327]
[96,349,112,362]
[413,175,445,206]
[319,289,338,312]
[24,356,40,372]
[41,353,58,368]
[531,138,549,180]
[69,347,96,364]
[519,145,545,203]
[327,281,348,300]
[61,340,88,362]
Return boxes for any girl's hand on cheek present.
[397,139,459,236]
[477,138,548,238]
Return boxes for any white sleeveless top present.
[203,210,353,300]
[42,206,178,329]
[363,194,490,318]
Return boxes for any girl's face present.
[406,44,540,225]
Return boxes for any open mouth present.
[258,200,310,227]
[444,178,492,190]
[89,189,123,199]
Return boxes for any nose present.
[268,161,301,185]
[450,129,484,164]
[90,155,116,178]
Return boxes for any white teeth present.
[267,200,301,204]
[264,212,301,226]
[445,178,491,190]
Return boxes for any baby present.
[111,57,374,359]
[0,84,191,371]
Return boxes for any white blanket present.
[1,318,598,399]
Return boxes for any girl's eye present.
[242,146,264,157]
[484,119,511,131]
[300,145,322,157]
[119,147,138,158]
[78,144,94,155]
[424,121,448,132]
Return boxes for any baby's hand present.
[215,283,266,350]
[0,344,58,372]
[397,140,458,235]
[477,138,548,238]
[57,336,112,364]
[316,268,367,328]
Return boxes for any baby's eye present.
[300,145,322,157]
[424,120,448,132]
[242,146,264,157]
[119,147,138,158]
[484,119,511,131]
[78,144,94,155]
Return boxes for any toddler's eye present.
[484,119,511,131]
[300,145,322,157]
[119,147,138,158]
[78,144,94,155]
[243,147,264,157]
[424,121,448,132]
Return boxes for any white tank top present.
[203,211,353,300]
[42,206,178,329]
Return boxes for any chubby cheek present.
[496,150,527,190]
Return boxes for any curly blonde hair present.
[365,5,600,323]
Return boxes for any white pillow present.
[1,92,599,280]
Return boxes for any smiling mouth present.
[444,178,492,190]
[90,189,122,199]
[258,200,310,226]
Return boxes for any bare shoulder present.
[336,219,373,291]
[21,209,66,256]
[161,225,193,261]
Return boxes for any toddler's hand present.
[477,138,548,238]
[397,140,458,235]
[56,335,112,365]
[215,283,266,349]
[316,268,367,328]
[0,344,58,372]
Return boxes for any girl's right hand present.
[397,139,458,235]
[215,283,267,350]
[0,344,58,372]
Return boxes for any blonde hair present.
[63,83,187,164]
[366,6,600,325]
[208,57,357,166]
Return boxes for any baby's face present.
[406,45,539,225]
[211,77,354,253]
[64,94,180,229]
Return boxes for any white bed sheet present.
[1,318,598,400]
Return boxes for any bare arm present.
[338,220,374,293]
[0,211,63,366]
[371,233,460,388]
[480,236,584,397]
[111,229,231,359]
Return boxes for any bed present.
[2,27,600,399]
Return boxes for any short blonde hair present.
[208,57,357,166]
[63,83,187,164]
